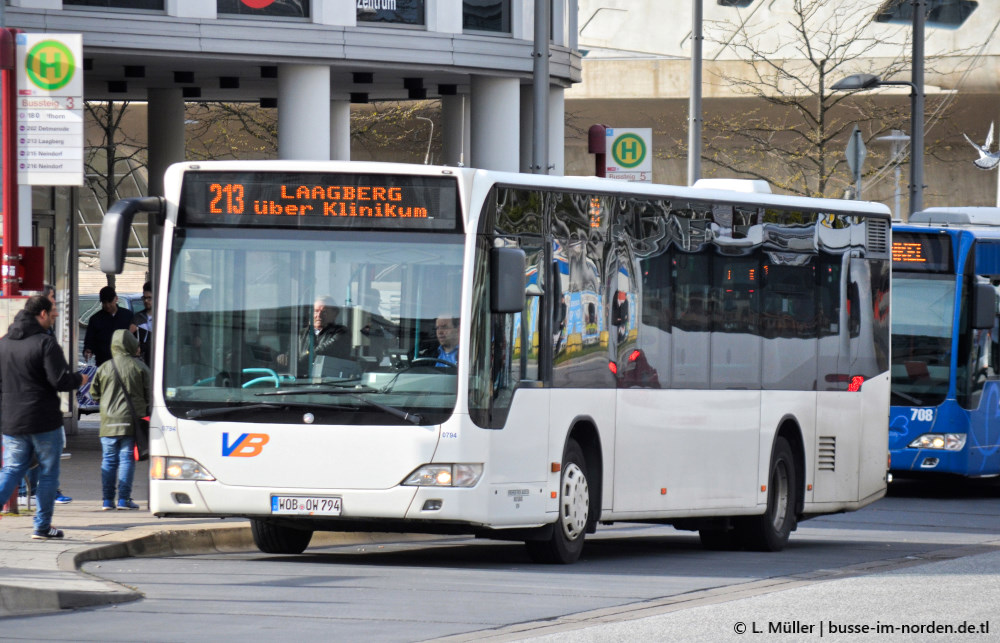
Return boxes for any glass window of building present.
[358,0,426,25]
[874,0,978,29]
[64,0,164,9]
[464,0,511,33]
[217,0,310,18]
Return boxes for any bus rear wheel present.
[525,440,589,564]
[250,519,313,554]
[736,436,797,552]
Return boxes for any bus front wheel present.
[737,436,797,551]
[250,519,313,554]
[525,440,589,564]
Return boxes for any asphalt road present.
[1,477,998,642]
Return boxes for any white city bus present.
[101,161,891,563]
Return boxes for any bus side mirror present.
[973,283,997,329]
[100,197,165,274]
[491,247,526,313]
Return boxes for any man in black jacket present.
[83,286,133,366]
[277,296,350,378]
[0,296,90,539]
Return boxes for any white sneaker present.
[17,495,35,507]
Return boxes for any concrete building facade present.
[569,0,1000,211]
[0,0,582,429]
[6,0,581,175]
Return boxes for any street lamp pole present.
[833,2,925,215]
[688,0,703,185]
[531,0,550,174]
[910,0,925,213]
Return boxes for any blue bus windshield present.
[890,274,954,406]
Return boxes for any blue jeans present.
[0,428,63,532]
[100,436,136,503]
[19,465,38,496]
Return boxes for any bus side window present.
[518,245,545,382]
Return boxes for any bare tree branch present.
[686,0,944,197]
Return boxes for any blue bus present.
[890,207,1000,478]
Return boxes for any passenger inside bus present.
[176,286,215,382]
[358,288,398,360]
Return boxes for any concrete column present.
[548,85,565,176]
[568,0,578,52]
[427,0,462,33]
[471,76,520,172]
[147,88,186,198]
[519,85,533,172]
[519,84,564,175]
[511,0,532,40]
[9,1,60,9]
[551,0,566,46]
[441,94,470,167]
[166,0,215,18]
[330,100,350,161]
[279,64,331,160]
[314,0,356,26]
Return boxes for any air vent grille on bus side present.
[818,436,836,471]
[867,219,889,257]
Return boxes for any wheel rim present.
[770,459,790,531]
[560,462,589,541]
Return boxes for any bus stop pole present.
[1,27,20,298]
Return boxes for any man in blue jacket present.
[0,295,90,539]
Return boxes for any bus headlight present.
[907,433,966,451]
[402,464,484,487]
[151,456,216,481]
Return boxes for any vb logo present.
[222,432,270,457]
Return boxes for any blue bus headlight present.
[151,456,216,481]
[402,464,484,487]
[907,433,966,451]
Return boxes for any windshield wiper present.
[351,394,423,424]
[256,384,380,396]
[185,401,327,419]
[256,387,422,424]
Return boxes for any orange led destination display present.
[180,171,459,230]
[891,232,952,273]
[892,241,926,263]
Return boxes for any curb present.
[2,524,445,618]
[61,524,257,571]
[1,525,254,618]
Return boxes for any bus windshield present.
[162,227,464,425]
[890,274,954,406]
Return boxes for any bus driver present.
[277,296,351,377]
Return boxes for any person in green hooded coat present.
[89,329,150,510]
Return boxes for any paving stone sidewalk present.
[0,419,257,617]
